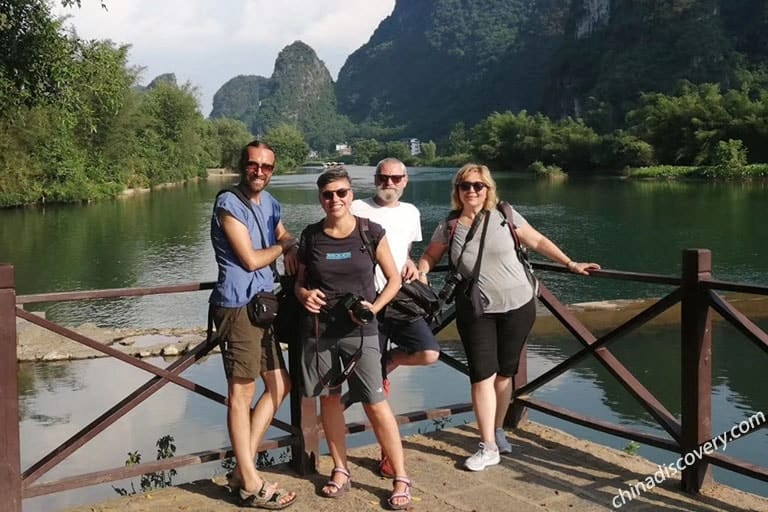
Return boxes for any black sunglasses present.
[457,181,488,192]
[246,161,275,173]
[321,188,351,200]
[376,173,406,184]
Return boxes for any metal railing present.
[1,248,766,511]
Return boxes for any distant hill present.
[209,41,349,151]
[212,0,768,141]
[337,0,768,137]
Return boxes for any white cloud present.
[53,0,395,115]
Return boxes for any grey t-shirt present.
[430,207,534,312]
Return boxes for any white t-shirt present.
[350,197,422,292]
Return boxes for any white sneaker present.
[464,442,500,471]
[495,428,512,454]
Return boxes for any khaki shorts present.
[212,306,286,379]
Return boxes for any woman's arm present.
[369,236,401,315]
[416,241,448,283]
[275,220,299,275]
[294,263,326,314]
[515,223,600,275]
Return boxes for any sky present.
[52,1,396,117]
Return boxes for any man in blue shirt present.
[210,140,298,509]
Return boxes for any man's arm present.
[218,211,293,271]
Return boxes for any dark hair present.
[238,140,275,175]
[316,168,351,189]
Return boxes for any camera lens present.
[353,303,374,323]
[340,293,373,324]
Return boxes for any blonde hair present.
[450,163,499,211]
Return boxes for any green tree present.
[207,118,253,169]
[264,124,309,172]
[420,140,437,162]
[351,138,381,165]
[447,122,471,155]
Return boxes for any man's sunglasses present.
[456,181,488,192]
[246,161,275,173]
[376,173,406,185]
[321,188,351,200]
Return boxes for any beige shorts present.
[212,306,286,379]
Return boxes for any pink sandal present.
[322,467,351,498]
[387,476,412,510]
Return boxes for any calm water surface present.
[2,167,766,510]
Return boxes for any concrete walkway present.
[64,421,767,512]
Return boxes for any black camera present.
[438,272,463,304]
[339,293,374,324]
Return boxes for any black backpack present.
[355,217,441,324]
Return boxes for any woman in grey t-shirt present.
[417,163,600,472]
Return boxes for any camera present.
[339,293,374,324]
[438,272,463,304]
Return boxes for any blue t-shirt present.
[209,189,281,307]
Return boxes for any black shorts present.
[378,317,441,355]
[455,298,536,383]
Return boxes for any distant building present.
[335,143,352,156]
[401,138,421,156]
[308,149,319,158]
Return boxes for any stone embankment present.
[17,293,768,362]
[16,315,211,362]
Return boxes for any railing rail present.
[2,248,767,512]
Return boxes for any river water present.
[2,167,766,510]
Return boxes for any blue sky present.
[53,1,396,116]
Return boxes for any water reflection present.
[6,169,767,506]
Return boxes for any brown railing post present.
[288,330,319,475]
[506,343,528,428]
[680,249,713,492]
[0,264,22,511]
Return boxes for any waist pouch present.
[247,291,279,327]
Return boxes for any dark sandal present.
[239,480,297,510]
[388,476,412,510]
[322,467,351,498]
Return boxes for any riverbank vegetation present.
[0,0,309,207]
[5,1,768,207]
[343,80,768,180]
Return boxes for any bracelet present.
[567,260,578,270]
[418,271,428,278]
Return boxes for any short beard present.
[376,187,402,203]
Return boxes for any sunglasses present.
[457,181,488,192]
[321,188,351,200]
[245,161,275,173]
[376,173,406,185]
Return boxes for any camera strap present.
[449,209,487,275]
[314,314,365,389]
[469,211,491,284]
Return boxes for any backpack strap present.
[497,201,540,297]
[497,201,523,251]
[356,215,378,265]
